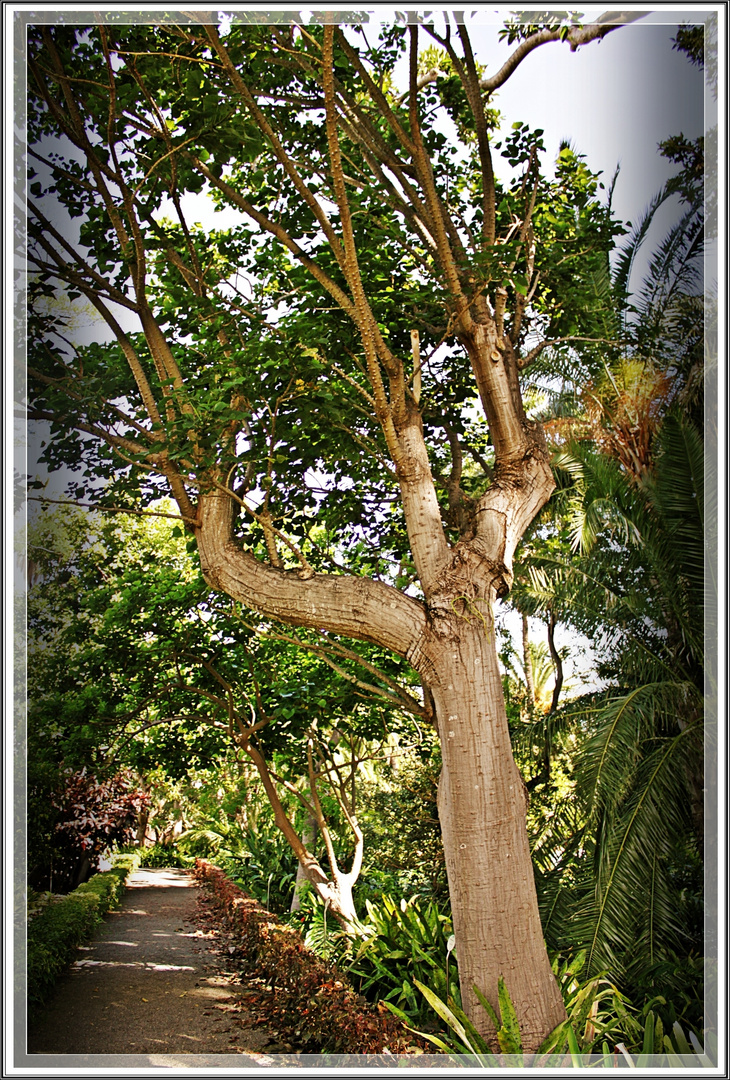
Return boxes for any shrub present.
[344,893,458,1027]
[218,822,297,914]
[108,850,142,875]
[27,851,141,1014]
[407,954,715,1068]
[194,859,420,1054]
[33,768,149,893]
[137,843,192,869]
[355,744,448,906]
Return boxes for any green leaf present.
[413,978,477,1052]
[472,984,500,1032]
[636,1011,654,1066]
[496,977,522,1055]
[566,1024,585,1067]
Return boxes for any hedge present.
[27,851,142,1014]
[194,859,419,1055]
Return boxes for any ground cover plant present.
[193,858,418,1054]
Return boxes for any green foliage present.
[524,411,706,1006]
[345,894,458,1027]
[135,766,301,909]
[25,505,416,915]
[488,78,708,1033]
[220,822,298,915]
[27,19,625,540]
[408,961,712,1066]
[354,740,448,905]
[294,886,353,964]
[27,854,140,1014]
[137,843,191,869]
[109,851,143,875]
[407,974,532,1061]
[498,12,581,46]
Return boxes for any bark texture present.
[425,617,565,1046]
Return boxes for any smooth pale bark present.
[240,738,362,930]
[196,491,428,657]
[187,38,563,1036]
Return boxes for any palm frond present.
[577,681,701,824]
[633,206,704,336]
[612,185,672,303]
[583,722,701,974]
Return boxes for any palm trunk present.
[522,613,536,709]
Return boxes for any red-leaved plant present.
[194,859,422,1056]
[45,768,149,892]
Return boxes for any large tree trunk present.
[424,613,565,1048]
[193,299,566,1042]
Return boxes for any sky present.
[11,5,714,678]
[466,13,705,226]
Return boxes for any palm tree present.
[510,173,706,1024]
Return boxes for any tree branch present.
[195,489,428,662]
[186,153,359,322]
[456,23,497,247]
[204,23,349,279]
[407,26,471,315]
[479,13,645,95]
[26,495,197,526]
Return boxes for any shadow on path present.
[27,867,278,1061]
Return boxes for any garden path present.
[27,867,284,1064]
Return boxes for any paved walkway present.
[27,867,280,1063]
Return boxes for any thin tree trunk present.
[546,611,563,714]
[290,814,319,912]
[240,736,362,932]
[522,613,536,709]
[135,806,150,846]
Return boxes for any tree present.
[26,11,640,1045]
